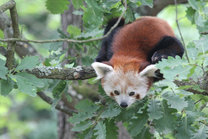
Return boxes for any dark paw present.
[153,69,164,82]
[151,51,173,64]
[151,52,168,64]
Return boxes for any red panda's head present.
[92,62,158,108]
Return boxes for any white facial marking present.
[140,64,158,77]
[102,69,149,107]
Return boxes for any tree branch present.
[37,92,77,116]
[137,0,188,16]
[25,65,208,96]
[174,80,208,96]
[27,66,96,80]
[0,0,15,14]
[5,1,19,70]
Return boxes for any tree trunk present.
[57,1,82,139]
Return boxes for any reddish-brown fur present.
[109,17,175,72]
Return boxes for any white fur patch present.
[140,64,158,77]
[91,62,113,79]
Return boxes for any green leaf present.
[156,56,190,81]
[52,80,67,98]
[175,117,193,139]
[77,128,95,139]
[191,125,208,139]
[188,0,200,10]
[154,100,177,134]
[16,56,39,70]
[75,99,99,113]
[0,29,4,39]
[128,112,148,137]
[147,100,163,120]
[67,25,81,37]
[85,0,103,12]
[106,120,118,139]
[100,105,121,118]
[186,7,196,24]
[0,59,8,80]
[72,0,83,9]
[134,127,152,139]
[46,0,70,14]
[13,72,44,96]
[140,0,153,8]
[162,92,188,111]
[69,111,95,125]
[0,78,13,96]
[72,120,93,132]
[194,36,208,54]
[94,121,106,139]
[82,7,103,29]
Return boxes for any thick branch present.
[9,1,20,38]
[0,0,15,14]
[2,0,20,70]
[37,92,77,116]
[27,66,96,80]
[138,0,188,16]
[5,1,20,70]
[26,65,208,96]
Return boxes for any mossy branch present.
[2,0,20,70]
[24,65,208,96]
[0,0,15,14]
[27,66,96,80]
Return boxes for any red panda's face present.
[92,62,158,108]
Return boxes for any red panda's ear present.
[139,61,150,72]
[91,62,113,79]
[139,64,158,77]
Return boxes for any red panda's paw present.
[153,69,164,82]
[151,50,174,64]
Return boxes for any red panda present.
[92,16,184,108]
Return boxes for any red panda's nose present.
[120,102,128,108]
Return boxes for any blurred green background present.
[0,0,200,139]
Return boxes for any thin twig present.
[0,0,127,44]
[37,92,77,116]
[174,0,190,63]
[194,98,202,104]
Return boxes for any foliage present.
[0,0,208,138]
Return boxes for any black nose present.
[120,102,128,108]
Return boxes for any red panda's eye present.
[114,90,120,95]
[129,92,135,96]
